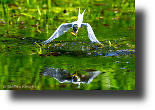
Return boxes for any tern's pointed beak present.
[75,32,77,37]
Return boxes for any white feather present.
[43,23,72,44]
[82,23,101,43]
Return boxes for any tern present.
[43,8,102,46]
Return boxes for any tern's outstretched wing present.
[43,23,72,44]
[81,70,101,84]
[82,23,101,43]
[42,67,72,83]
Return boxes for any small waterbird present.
[43,8,102,46]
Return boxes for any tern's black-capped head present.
[73,24,78,33]
[73,24,79,37]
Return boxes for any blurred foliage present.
[0,0,135,40]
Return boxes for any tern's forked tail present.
[77,7,86,23]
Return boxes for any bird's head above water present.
[73,24,79,37]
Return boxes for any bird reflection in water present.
[42,67,101,88]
